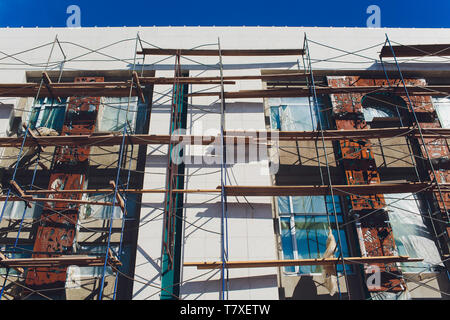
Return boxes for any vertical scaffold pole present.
[98,126,127,300]
[384,35,449,221]
[112,33,141,299]
[384,35,450,266]
[0,36,59,299]
[218,37,229,300]
[303,34,351,299]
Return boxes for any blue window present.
[29,98,67,132]
[269,97,329,131]
[278,195,351,274]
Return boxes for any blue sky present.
[0,0,448,28]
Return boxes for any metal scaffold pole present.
[218,37,229,301]
[98,126,127,300]
[303,34,351,300]
[383,34,450,266]
[0,35,60,299]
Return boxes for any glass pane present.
[294,215,351,274]
[268,97,328,131]
[325,195,342,214]
[28,107,41,129]
[280,217,295,273]
[280,217,295,272]
[277,196,291,215]
[289,195,341,215]
[269,106,280,130]
[292,196,326,214]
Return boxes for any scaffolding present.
[0,30,448,300]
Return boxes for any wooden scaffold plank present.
[380,44,450,58]
[137,48,305,56]
[7,182,447,198]
[0,127,447,148]
[184,256,423,269]
[0,254,122,269]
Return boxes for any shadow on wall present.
[288,276,345,300]
[181,274,278,299]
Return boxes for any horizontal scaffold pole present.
[4,182,445,198]
[380,44,450,58]
[138,73,308,83]
[1,82,449,98]
[0,127,447,148]
[187,85,450,98]
[0,254,122,269]
[137,48,305,56]
[184,256,423,269]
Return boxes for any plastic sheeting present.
[432,96,450,129]
[79,193,137,220]
[269,97,328,131]
[362,106,396,122]
[80,193,123,220]
[386,193,442,273]
[99,97,138,132]
[1,197,43,219]
[322,229,338,295]
[66,245,117,283]
[371,289,411,300]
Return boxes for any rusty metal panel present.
[329,75,405,293]
[25,77,104,289]
[339,139,374,160]
[360,214,405,292]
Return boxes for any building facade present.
[0,26,448,300]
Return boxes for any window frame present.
[276,195,351,276]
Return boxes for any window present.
[269,97,328,131]
[28,98,66,132]
[1,197,43,219]
[432,96,450,128]
[386,193,442,273]
[80,193,137,220]
[361,93,406,127]
[362,106,396,122]
[99,97,139,132]
[277,195,351,274]
[80,193,122,220]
